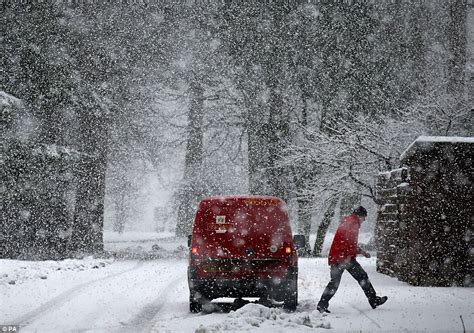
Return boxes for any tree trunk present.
[247,109,270,195]
[314,193,361,259]
[297,197,312,257]
[71,111,108,254]
[407,3,428,98]
[447,0,467,105]
[176,77,205,237]
[264,3,292,200]
[267,88,289,200]
[312,198,338,257]
[34,111,70,258]
[113,187,127,234]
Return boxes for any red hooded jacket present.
[328,213,362,265]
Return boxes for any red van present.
[187,195,305,312]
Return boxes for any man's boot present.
[369,296,388,309]
[317,301,331,313]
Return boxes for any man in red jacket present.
[317,206,387,313]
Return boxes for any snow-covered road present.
[1,256,473,332]
[1,259,186,332]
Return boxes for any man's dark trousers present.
[319,259,376,306]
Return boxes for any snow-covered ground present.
[1,234,472,332]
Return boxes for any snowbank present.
[194,303,331,332]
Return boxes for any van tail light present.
[285,247,292,254]
[191,247,198,254]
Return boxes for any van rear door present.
[190,196,296,278]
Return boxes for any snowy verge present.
[0,257,113,287]
[103,230,176,243]
[103,230,188,259]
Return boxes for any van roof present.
[200,195,284,203]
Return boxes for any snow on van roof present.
[400,136,474,161]
[202,195,283,202]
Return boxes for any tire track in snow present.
[13,261,145,328]
[116,270,183,333]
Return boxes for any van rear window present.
[194,197,289,237]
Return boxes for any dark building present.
[375,136,473,287]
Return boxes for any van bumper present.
[188,266,297,301]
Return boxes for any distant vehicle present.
[187,195,305,312]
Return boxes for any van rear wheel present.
[283,278,298,312]
[189,293,202,313]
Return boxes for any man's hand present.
[357,246,371,258]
